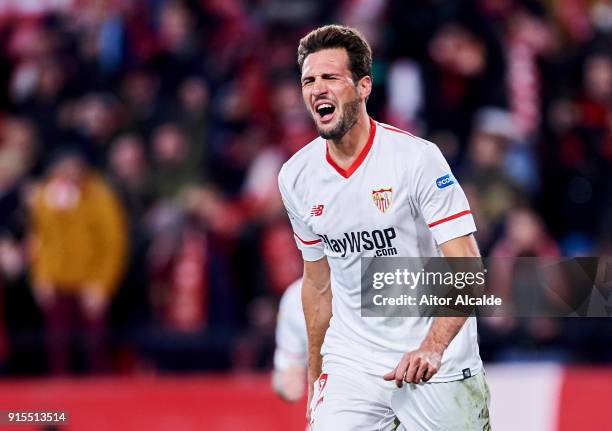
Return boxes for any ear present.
[357,75,372,101]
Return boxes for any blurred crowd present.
[0,0,610,374]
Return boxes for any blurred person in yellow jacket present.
[30,149,128,373]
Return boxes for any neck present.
[327,110,371,169]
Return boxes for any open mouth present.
[315,103,336,122]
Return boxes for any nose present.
[312,78,327,96]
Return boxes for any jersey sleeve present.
[278,170,325,261]
[273,280,307,370]
[412,143,476,245]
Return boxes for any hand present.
[383,346,442,387]
[80,285,108,318]
[273,365,307,402]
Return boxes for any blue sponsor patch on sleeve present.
[436,174,455,189]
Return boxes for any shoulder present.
[31,184,47,211]
[85,173,113,195]
[84,174,125,209]
[376,122,434,155]
[278,136,324,191]
[375,121,441,168]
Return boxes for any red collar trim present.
[325,118,376,179]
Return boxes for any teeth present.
[316,103,334,115]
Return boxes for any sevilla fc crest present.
[372,187,393,213]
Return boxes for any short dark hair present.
[297,25,372,83]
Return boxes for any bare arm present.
[384,234,480,385]
[302,257,332,417]
[421,233,480,353]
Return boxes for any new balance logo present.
[310,204,324,216]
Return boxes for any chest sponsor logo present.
[372,187,392,213]
[319,228,398,257]
[436,174,455,189]
[310,204,325,216]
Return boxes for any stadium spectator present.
[107,133,154,228]
[29,150,127,373]
[151,122,202,200]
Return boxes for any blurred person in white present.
[272,278,307,402]
[279,25,489,430]
[30,150,127,373]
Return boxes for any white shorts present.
[309,369,491,431]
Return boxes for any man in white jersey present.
[272,278,307,402]
[278,25,491,430]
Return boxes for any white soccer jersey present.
[274,278,307,371]
[278,118,482,382]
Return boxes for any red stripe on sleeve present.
[380,124,414,137]
[428,210,472,228]
[294,233,322,245]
